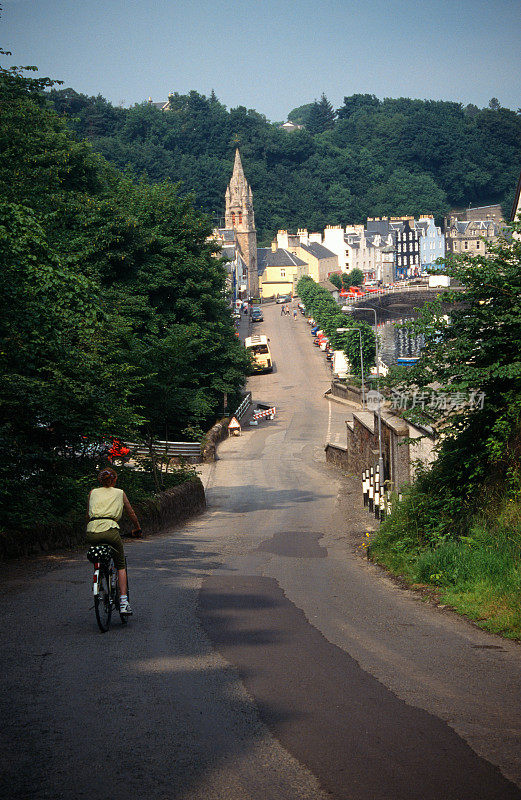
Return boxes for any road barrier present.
[253,406,276,420]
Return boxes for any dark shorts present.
[86,527,125,570]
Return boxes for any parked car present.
[276,295,291,304]
[251,306,263,322]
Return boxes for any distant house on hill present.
[148,98,171,111]
[279,121,303,132]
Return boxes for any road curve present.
[1,302,521,800]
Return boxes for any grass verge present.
[368,497,521,640]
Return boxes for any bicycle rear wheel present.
[94,565,112,632]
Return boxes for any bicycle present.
[86,543,130,632]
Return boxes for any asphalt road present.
[2,302,521,800]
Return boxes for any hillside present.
[47,90,521,242]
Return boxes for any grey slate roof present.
[299,242,337,260]
[221,246,236,260]
[218,228,236,242]
[366,219,392,235]
[454,220,498,235]
[257,247,307,275]
[318,279,339,293]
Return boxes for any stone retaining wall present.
[324,443,349,470]
[0,477,206,561]
[330,380,365,405]
[202,418,230,462]
[326,405,436,490]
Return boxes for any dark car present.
[251,307,263,322]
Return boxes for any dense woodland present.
[47,89,521,243]
[0,61,250,530]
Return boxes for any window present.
[464,241,468,249]
[280,269,286,278]
[231,212,236,225]
[238,212,243,224]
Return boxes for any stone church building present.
[225,150,258,298]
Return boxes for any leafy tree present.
[306,94,336,135]
[336,93,380,119]
[329,272,342,290]
[344,268,364,287]
[297,276,375,376]
[43,83,521,245]
[386,225,521,534]
[0,200,142,528]
[0,57,250,531]
[287,103,315,126]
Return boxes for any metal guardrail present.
[233,392,252,421]
[126,441,201,459]
[342,282,462,305]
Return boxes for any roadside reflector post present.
[374,487,380,519]
[362,470,367,506]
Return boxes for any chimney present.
[271,241,277,252]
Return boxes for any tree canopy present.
[385,226,521,536]
[0,62,250,530]
[297,276,375,377]
[45,88,521,243]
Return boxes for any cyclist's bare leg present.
[118,568,127,596]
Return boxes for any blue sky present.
[2,0,520,119]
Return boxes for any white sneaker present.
[119,599,133,615]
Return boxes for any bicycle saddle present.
[86,544,118,564]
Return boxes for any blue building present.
[416,216,445,271]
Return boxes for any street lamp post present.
[336,327,365,409]
[341,306,384,480]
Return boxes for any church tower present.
[225,149,258,298]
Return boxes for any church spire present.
[225,148,254,231]
[224,149,258,298]
[232,148,245,185]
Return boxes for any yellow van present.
[245,334,273,373]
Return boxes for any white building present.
[322,224,393,282]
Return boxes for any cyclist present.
[86,467,141,615]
